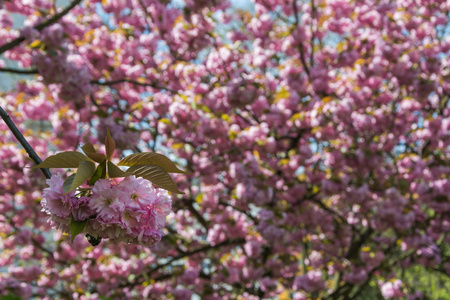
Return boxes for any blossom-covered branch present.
[0,0,82,55]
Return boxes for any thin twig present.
[309,0,316,66]
[90,78,178,94]
[0,106,51,179]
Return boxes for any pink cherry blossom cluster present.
[31,52,91,104]
[41,174,172,247]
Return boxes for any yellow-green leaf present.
[118,152,187,174]
[62,174,76,193]
[69,217,88,243]
[105,128,115,160]
[81,143,106,163]
[88,159,107,185]
[29,40,42,49]
[126,165,184,194]
[81,142,96,153]
[108,161,129,178]
[32,151,92,169]
[67,161,96,192]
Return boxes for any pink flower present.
[117,175,158,208]
[81,176,173,247]
[173,288,193,300]
[153,189,172,229]
[380,280,404,299]
[9,265,42,282]
[89,179,126,220]
[293,270,325,293]
[136,227,163,246]
[120,207,145,230]
[72,196,94,222]
[41,174,74,218]
[41,24,64,49]
[0,10,13,28]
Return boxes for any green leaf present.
[69,217,88,243]
[62,173,77,193]
[81,142,96,153]
[0,293,22,300]
[398,179,409,193]
[67,161,96,192]
[88,159,107,185]
[81,143,106,163]
[126,165,184,194]
[118,152,187,174]
[105,128,115,160]
[32,151,92,169]
[108,161,129,178]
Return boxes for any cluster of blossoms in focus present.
[33,130,183,247]
[41,174,172,247]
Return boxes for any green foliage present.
[81,142,106,163]
[107,161,129,178]
[0,294,22,300]
[118,152,187,173]
[105,128,115,160]
[66,161,96,192]
[69,217,88,243]
[33,129,185,204]
[126,164,184,194]
[32,151,92,169]
[88,159,107,185]
[62,173,76,193]
[402,265,450,299]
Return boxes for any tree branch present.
[183,198,209,229]
[0,0,83,55]
[293,0,311,78]
[0,106,51,179]
[0,67,38,74]
[90,78,178,94]
[155,238,245,272]
[123,238,246,288]
[309,0,316,66]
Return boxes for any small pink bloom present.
[89,180,126,220]
[72,196,94,222]
[41,174,74,218]
[380,280,404,299]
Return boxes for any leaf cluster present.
[33,129,186,193]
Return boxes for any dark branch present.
[293,0,311,78]
[0,106,51,179]
[158,238,244,269]
[309,0,316,66]
[123,238,246,288]
[90,78,178,94]
[183,198,209,229]
[219,201,257,222]
[0,67,38,74]
[0,0,82,55]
